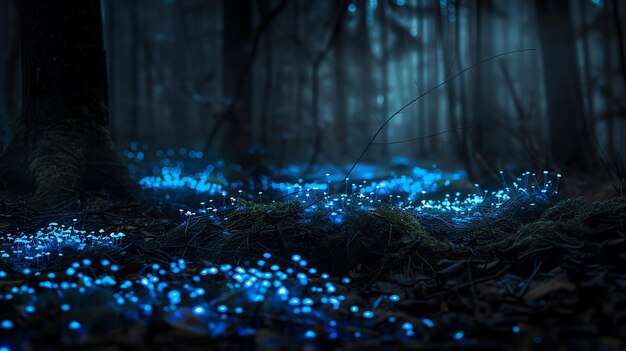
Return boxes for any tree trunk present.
[293,1,305,160]
[129,1,140,141]
[3,0,20,135]
[612,0,626,94]
[306,1,348,172]
[0,0,131,202]
[472,1,483,160]
[359,0,373,151]
[534,0,594,167]
[418,0,427,158]
[579,0,594,118]
[334,16,349,156]
[411,1,420,160]
[221,0,253,164]
[436,4,461,162]
[604,7,614,155]
[259,2,273,150]
[378,0,389,159]
[455,2,474,179]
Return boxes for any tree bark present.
[472,1,483,160]
[221,0,254,163]
[436,6,461,162]
[612,0,626,94]
[129,0,140,141]
[359,0,373,151]
[0,0,131,202]
[3,0,20,134]
[333,12,349,156]
[259,1,273,150]
[378,0,390,158]
[455,2,474,179]
[534,0,594,167]
[306,1,348,171]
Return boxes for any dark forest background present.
[0,0,625,176]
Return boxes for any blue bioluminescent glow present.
[0,222,126,270]
[126,145,560,235]
[0,144,563,347]
[0,243,494,345]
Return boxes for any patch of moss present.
[483,197,626,262]
[145,197,626,278]
[152,202,450,276]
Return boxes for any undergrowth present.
[143,196,626,279]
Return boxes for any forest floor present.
[0,148,625,350]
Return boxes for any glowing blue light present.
[454,330,464,340]
[217,305,228,313]
[422,318,435,328]
[362,311,374,319]
[193,306,206,315]
[291,254,301,262]
[141,304,152,315]
[60,304,71,311]
[200,267,218,275]
[167,290,181,305]
[350,305,359,313]
[402,322,413,330]
[389,294,400,302]
[1,320,13,329]
[512,326,520,333]
[304,330,316,338]
[68,321,81,330]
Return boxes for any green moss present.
[152,202,450,276]
[483,197,626,261]
[1,116,133,207]
[132,196,626,278]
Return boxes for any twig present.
[341,49,536,186]
[371,126,482,145]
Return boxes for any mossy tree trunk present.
[0,0,131,203]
